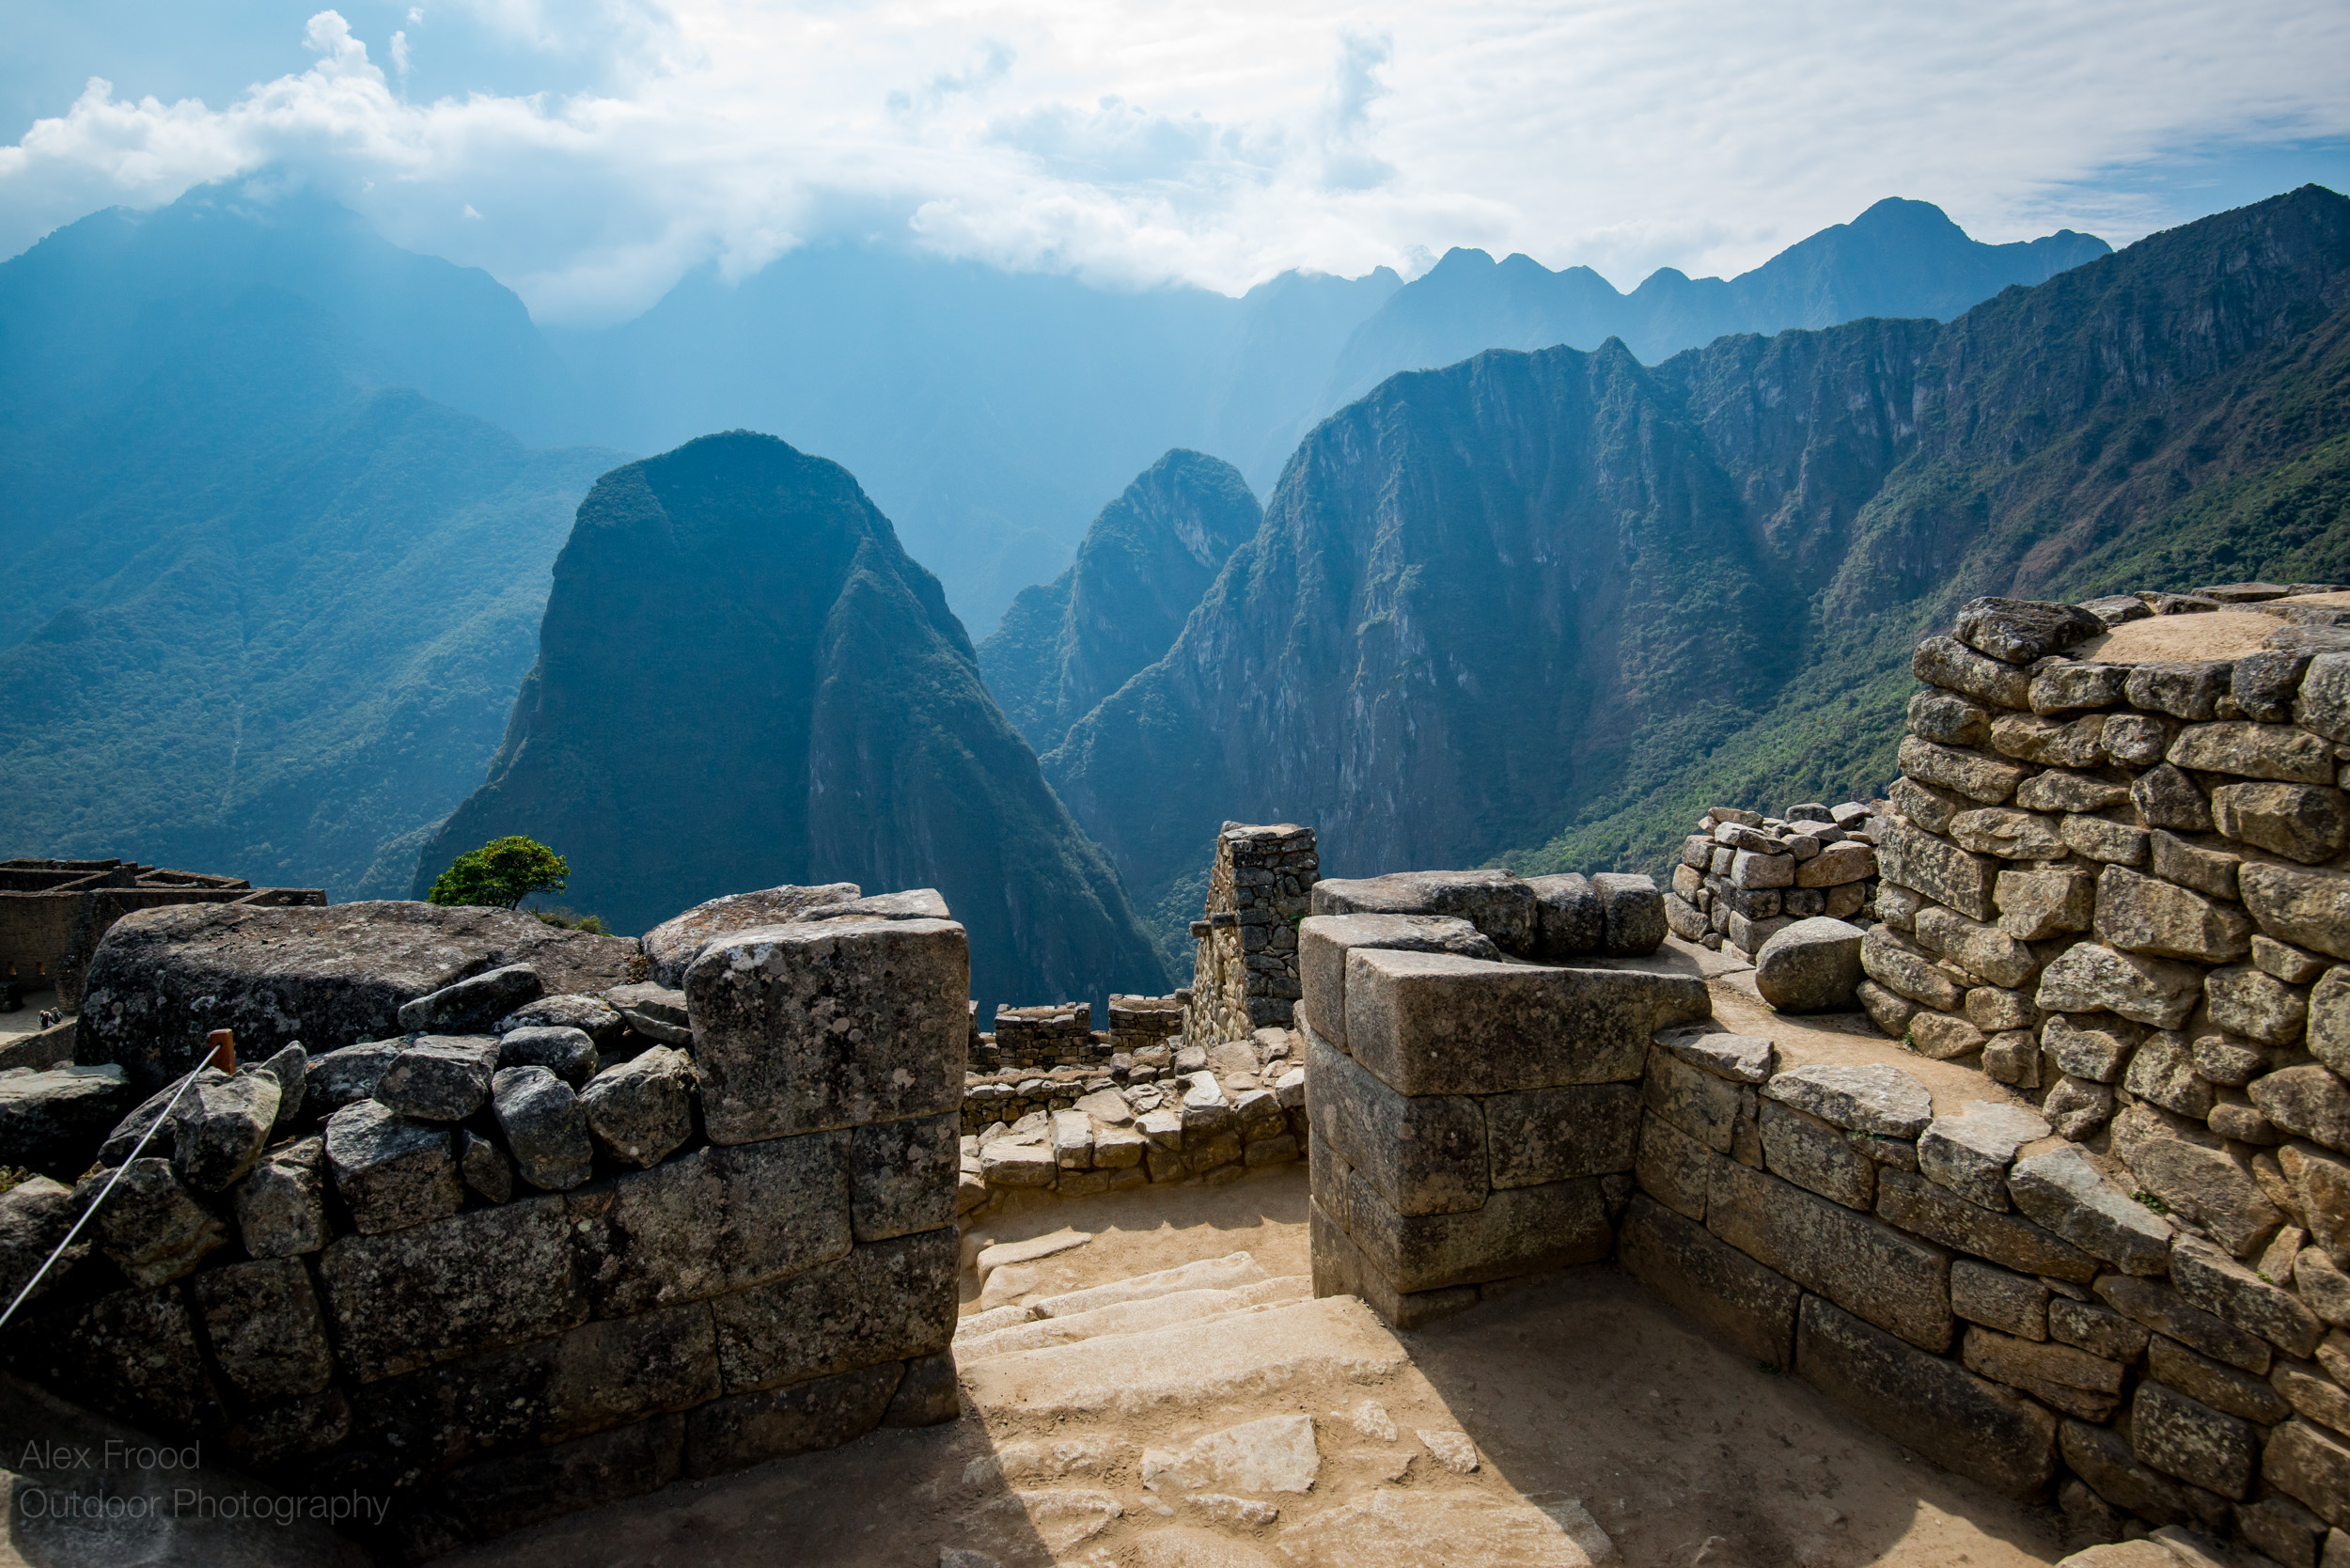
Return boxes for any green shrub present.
[529,905,609,934]
[428,836,570,910]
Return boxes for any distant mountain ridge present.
[415,431,1168,1014]
[978,449,1261,754]
[1324,198,2111,411]
[1041,187,2350,947]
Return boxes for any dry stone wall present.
[1184,823,1320,1044]
[1664,801,1888,962]
[1298,909,1709,1326]
[1,898,969,1559]
[959,1027,1308,1209]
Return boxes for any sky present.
[3,0,2348,326]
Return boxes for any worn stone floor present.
[457,1159,2073,1568]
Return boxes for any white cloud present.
[3,1,2346,324]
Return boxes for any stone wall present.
[1864,590,2350,1121]
[1107,991,1186,1050]
[3,902,967,1558]
[982,1002,1104,1072]
[1183,823,1320,1044]
[1296,828,2350,1559]
[1663,802,1888,962]
[959,1028,1307,1206]
[1298,905,1709,1326]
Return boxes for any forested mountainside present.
[978,450,1261,753]
[0,278,617,898]
[415,432,1167,1014]
[1042,187,2350,950]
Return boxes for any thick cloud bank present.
[5,0,2348,322]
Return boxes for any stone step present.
[1029,1249,1267,1316]
[954,1276,1311,1362]
[956,1294,1409,1418]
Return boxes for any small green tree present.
[428,836,571,910]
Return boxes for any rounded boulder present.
[1755,917,1866,1014]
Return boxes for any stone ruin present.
[8,582,2350,1565]
[0,886,967,1558]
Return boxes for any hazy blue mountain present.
[978,450,1261,753]
[0,282,619,897]
[415,432,1167,1013]
[1321,198,2113,412]
[1043,188,2349,952]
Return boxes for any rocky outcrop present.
[413,431,1166,1018]
[978,450,1261,753]
[75,901,639,1091]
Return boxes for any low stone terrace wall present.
[4,902,968,1559]
[1665,800,1888,962]
[1185,823,1320,1043]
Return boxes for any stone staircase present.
[936,1253,1622,1566]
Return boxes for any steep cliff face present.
[978,450,1261,752]
[416,431,1167,1014]
[1046,187,2350,921]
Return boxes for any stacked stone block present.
[961,1027,1308,1208]
[1,900,969,1554]
[985,1002,1106,1071]
[1184,823,1320,1044]
[1310,866,1669,960]
[1301,912,1710,1326]
[1663,801,1886,961]
[1107,992,1186,1051]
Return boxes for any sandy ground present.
[2075,609,2286,664]
[461,1159,2071,1568]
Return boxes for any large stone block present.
[2034,943,2204,1029]
[2295,652,2350,744]
[2059,1419,2224,1529]
[189,1256,335,1406]
[1483,1082,1638,1187]
[2170,721,2338,783]
[1760,1100,1876,1210]
[324,1099,461,1234]
[1754,918,1864,1013]
[1914,635,2032,709]
[2251,1065,2350,1153]
[2132,1382,2257,1499]
[1618,1193,1799,1366]
[1644,1044,1747,1152]
[1956,597,2105,665]
[1308,1193,1480,1329]
[1314,1141,1608,1293]
[317,1193,587,1382]
[1525,874,1606,959]
[2215,782,2350,864]
[1961,1325,2124,1419]
[2264,1420,2350,1528]
[579,1046,696,1168]
[1876,819,1999,921]
[1592,872,1668,956]
[1795,1295,2056,1499]
[1874,1168,2101,1282]
[684,918,966,1144]
[1860,925,1966,1011]
[708,1228,958,1393]
[2111,1107,2281,1257]
[398,964,545,1037]
[376,1036,502,1122]
[641,883,862,986]
[80,899,637,1092]
[354,1303,718,1470]
[683,1360,903,1480]
[1308,870,1537,954]
[2209,963,2310,1046]
[1762,1063,1933,1138]
[2008,1144,2174,1275]
[1297,914,1498,1050]
[85,1156,227,1287]
[1918,1102,2049,1212]
[492,1065,593,1191]
[1341,948,1706,1095]
[1705,1160,1953,1351]
[1950,806,2068,859]
[2095,1275,2271,1372]
[2095,867,2255,964]
[2242,863,2350,963]
[1898,736,2031,805]
[49,1283,218,1431]
[580,1132,853,1318]
[1917,905,2039,989]
[0,1063,132,1179]
[849,1112,959,1243]
[1635,1111,1716,1221]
